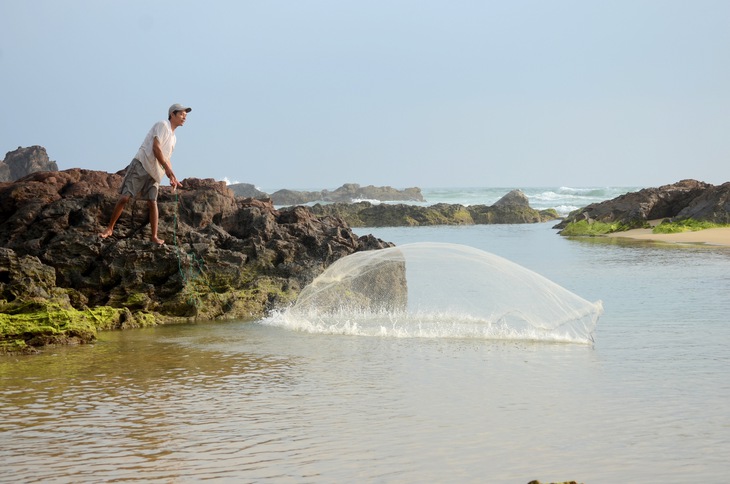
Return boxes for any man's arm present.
[153,137,183,188]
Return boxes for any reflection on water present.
[2,319,728,483]
[0,325,307,482]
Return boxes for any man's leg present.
[99,195,131,238]
[148,200,164,245]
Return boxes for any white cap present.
[168,104,192,116]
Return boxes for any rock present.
[291,250,408,315]
[675,182,730,223]
[269,183,424,205]
[206,182,425,205]
[0,248,61,302]
[0,168,393,351]
[322,183,424,203]
[0,146,59,182]
[527,481,580,484]
[271,188,323,205]
[554,179,712,230]
[226,182,268,199]
[309,194,558,228]
[493,189,530,207]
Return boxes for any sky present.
[1,1,729,191]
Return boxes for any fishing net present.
[270,242,602,343]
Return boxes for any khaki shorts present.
[119,158,159,201]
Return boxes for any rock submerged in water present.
[0,168,392,353]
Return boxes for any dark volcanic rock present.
[0,169,393,343]
[0,146,59,182]
[675,182,730,223]
[309,190,558,227]
[0,248,62,302]
[553,179,714,230]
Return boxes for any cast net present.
[265,242,602,343]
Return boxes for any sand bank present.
[606,227,730,246]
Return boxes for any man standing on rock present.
[99,103,189,245]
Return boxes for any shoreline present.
[605,227,730,247]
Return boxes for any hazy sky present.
[2,1,729,190]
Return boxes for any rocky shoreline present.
[4,147,728,353]
[0,169,391,353]
[0,146,563,354]
[555,179,730,234]
[0,172,556,353]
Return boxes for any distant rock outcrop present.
[0,146,59,182]
[492,188,531,207]
[226,182,268,199]
[554,179,728,231]
[269,183,424,205]
[224,183,424,206]
[271,188,323,205]
[322,183,424,203]
[310,190,559,227]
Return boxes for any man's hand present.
[170,175,183,190]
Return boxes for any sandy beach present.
[606,227,730,246]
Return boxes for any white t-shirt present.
[134,120,176,183]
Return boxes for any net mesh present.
[268,242,602,343]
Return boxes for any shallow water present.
[2,223,729,483]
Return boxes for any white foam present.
[263,243,602,344]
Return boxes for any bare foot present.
[152,237,165,245]
[99,228,113,239]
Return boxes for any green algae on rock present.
[558,219,646,236]
[0,301,117,353]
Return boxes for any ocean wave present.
[553,205,580,216]
[557,186,611,196]
[421,186,638,214]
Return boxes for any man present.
[99,103,189,245]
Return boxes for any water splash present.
[263,243,602,344]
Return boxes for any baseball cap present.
[169,104,192,116]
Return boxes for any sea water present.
[279,185,640,217]
[367,186,641,217]
[1,188,729,483]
